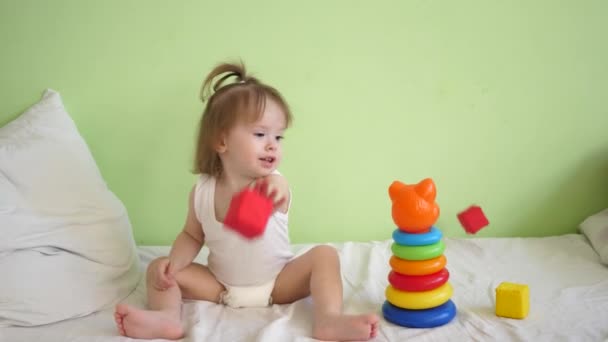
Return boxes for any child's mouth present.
[259,157,275,167]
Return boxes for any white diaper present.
[219,279,276,308]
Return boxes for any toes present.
[364,314,378,325]
[370,321,379,338]
[113,312,126,336]
[115,303,130,315]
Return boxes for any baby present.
[114,62,379,341]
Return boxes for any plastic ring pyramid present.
[382,178,457,328]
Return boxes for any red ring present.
[388,268,450,292]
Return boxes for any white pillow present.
[579,208,608,265]
[0,89,141,326]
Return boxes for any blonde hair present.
[193,62,293,176]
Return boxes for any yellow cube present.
[495,282,529,319]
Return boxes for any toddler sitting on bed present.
[114,62,379,341]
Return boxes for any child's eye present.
[276,136,284,141]
[254,133,265,138]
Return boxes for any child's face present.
[218,99,287,179]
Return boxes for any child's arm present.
[167,186,205,275]
[255,173,290,214]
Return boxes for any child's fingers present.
[267,187,287,208]
[157,273,170,289]
[267,187,277,200]
[153,259,175,290]
[257,180,269,195]
[153,277,169,291]
[164,263,177,287]
[247,180,257,189]
[164,278,176,289]
[267,182,285,198]
[157,275,175,290]
[166,262,176,278]
[250,178,282,202]
[273,197,286,210]
[250,178,266,188]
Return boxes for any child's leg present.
[114,256,225,340]
[271,245,379,341]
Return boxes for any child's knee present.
[312,245,338,261]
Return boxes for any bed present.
[3,234,608,342]
[3,92,608,342]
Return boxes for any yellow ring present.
[385,282,453,310]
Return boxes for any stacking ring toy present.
[391,241,445,261]
[392,226,442,246]
[385,282,453,309]
[388,268,449,292]
[382,300,456,328]
[390,255,446,275]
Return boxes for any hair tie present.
[213,72,244,91]
[201,71,249,103]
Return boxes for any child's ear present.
[215,134,227,153]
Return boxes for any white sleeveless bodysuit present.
[193,174,294,287]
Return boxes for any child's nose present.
[265,140,277,151]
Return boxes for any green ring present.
[391,240,445,261]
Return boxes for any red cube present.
[457,205,489,234]
[224,189,274,239]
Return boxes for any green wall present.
[1,1,607,245]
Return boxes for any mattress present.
[3,234,607,342]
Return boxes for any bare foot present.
[313,313,380,341]
[114,303,184,340]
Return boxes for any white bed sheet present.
[3,234,608,342]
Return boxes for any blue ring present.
[382,299,456,328]
[392,226,443,246]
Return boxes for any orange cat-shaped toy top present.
[389,178,440,233]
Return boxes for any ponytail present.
[200,62,260,103]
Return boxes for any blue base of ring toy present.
[382,299,456,328]
[393,226,442,246]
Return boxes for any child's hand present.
[153,257,177,291]
[253,175,289,213]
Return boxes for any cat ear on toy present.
[224,188,273,239]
